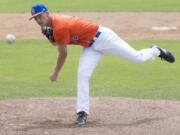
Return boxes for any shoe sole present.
[165,51,175,63]
[75,121,86,126]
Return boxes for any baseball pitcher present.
[29,4,175,125]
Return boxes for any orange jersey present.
[51,15,99,47]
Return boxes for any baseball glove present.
[41,26,55,42]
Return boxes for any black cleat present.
[75,111,87,125]
[152,46,175,63]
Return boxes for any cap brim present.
[29,12,43,21]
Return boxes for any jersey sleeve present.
[53,27,70,45]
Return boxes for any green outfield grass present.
[0,40,179,100]
[0,0,179,12]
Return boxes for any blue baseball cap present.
[29,4,48,20]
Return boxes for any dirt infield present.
[0,97,180,135]
[0,12,180,40]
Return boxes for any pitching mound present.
[0,97,180,135]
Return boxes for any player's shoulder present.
[52,15,66,27]
[61,14,75,19]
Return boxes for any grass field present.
[0,0,179,102]
[0,40,179,100]
[0,0,180,12]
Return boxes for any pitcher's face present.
[34,12,50,27]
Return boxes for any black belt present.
[89,31,101,46]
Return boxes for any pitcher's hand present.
[49,73,58,82]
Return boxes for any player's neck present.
[47,15,53,27]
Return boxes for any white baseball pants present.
[77,26,160,114]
